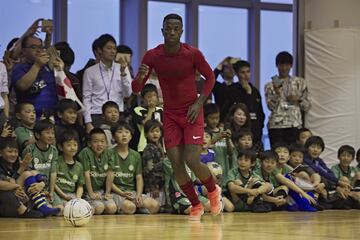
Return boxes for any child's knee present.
[93,203,105,215]
[339,176,350,183]
[104,201,117,214]
[142,198,160,214]
[297,171,311,181]
[121,200,136,214]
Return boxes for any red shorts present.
[163,108,204,149]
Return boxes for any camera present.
[29,80,47,95]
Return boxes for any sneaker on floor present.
[207,185,222,216]
[20,208,44,218]
[251,201,272,213]
[189,203,204,221]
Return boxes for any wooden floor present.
[0,211,359,240]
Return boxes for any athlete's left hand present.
[187,101,202,124]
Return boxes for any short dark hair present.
[204,103,220,118]
[34,119,54,136]
[56,98,78,113]
[233,60,250,74]
[237,149,257,162]
[54,41,75,66]
[15,102,33,114]
[0,137,18,151]
[297,128,312,140]
[57,129,79,147]
[163,13,183,24]
[276,51,293,65]
[117,44,133,55]
[92,37,100,56]
[356,149,360,162]
[141,83,158,97]
[289,143,305,154]
[89,128,106,140]
[111,121,134,135]
[304,136,325,152]
[7,38,19,51]
[97,34,116,49]
[144,119,163,136]
[233,129,253,143]
[259,150,279,162]
[21,35,41,49]
[337,145,355,159]
[102,101,119,114]
[272,142,289,151]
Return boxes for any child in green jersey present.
[204,103,234,182]
[111,121,160,214]
[0,137,59,217]
[225,149,272,212]
[78,128,117,215]
[14,102,36,152]
[50,130,85,214]
[273,142,292,175]
[331,145,360,207]
[22,119,58,182]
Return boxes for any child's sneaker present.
[207,185,222,216]
[189,203,204,221]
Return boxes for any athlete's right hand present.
[138,64,149,81]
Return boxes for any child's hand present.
[89,192,102,200]
[19,153,33,169]
[15,187,28,200]
[27,182,45,195]
[247,189,259,197]
[1,121,13,137]
[336,186,350,199]
[121,192,134,200]
[301,192,316,205]
[104,193,113,200]
[274,196,287,207]
[135,194,143,207]
[233,180,243,186]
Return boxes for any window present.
[68,0,120,72]
[260,10,293,148]
[198,5,248,78]
[261,0,293,4]
[0,0,52,58]
[147,1,186,49]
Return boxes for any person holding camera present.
[11,35,62,119]
[264,51,311,147]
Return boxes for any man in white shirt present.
[0,62,9,129]
[82,34,132,133]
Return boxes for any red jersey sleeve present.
[193,49,215,97]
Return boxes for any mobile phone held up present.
[41,19,53,32]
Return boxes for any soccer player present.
[132,13,221,221]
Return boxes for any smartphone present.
[41,19,53,32]
[116,53,131,63]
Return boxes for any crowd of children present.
[1,83,360,219]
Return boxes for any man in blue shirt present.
[11,36,60,118]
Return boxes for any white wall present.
[304,0,360,30]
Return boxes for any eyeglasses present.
[24,45,45,50]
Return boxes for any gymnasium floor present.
[0,211,359,240]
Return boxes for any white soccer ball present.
[64,199,92,227]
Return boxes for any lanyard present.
[99,64,115,100]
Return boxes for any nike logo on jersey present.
[192,136,201,140]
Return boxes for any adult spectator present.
[82,34,132,133]
[212,57,241,122]
[265,51,311,147]
[233,60,265,151]
[11,36,62,118]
